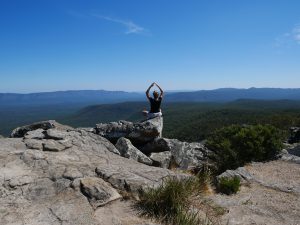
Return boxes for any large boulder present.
[0,121,184,224]
[115,137,152,165]
[94,117,163,145]
[150,151,172,168]
[10,120,73,138]
[142,138,212,170]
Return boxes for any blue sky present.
[0,0,300,93]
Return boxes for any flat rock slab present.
[207,160,300,225]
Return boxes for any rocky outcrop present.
[94,117,163,144]
[1,121,184,224]
[142,138,211,170]
[10,120,73,138]
[94,117,213,170]
[115,137,152,165]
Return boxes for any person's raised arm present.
[146,83,154,100]
[154,83,164,98]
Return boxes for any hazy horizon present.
[0,87,300,94]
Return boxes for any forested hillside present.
[1,99,300,141]
[62,99,300,142]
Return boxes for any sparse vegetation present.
[136,177,206,225]
[217,176,241,195]
[206,124,284,173]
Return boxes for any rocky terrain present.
[209,152,300,225]
[1,118,182,225]
[1,118,300,225]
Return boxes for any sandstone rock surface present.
[0,121,184,225]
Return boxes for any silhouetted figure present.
[143,82,164,119]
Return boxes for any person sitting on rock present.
[143,82,164,119]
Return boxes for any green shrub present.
[135,177,202,225]
[206,124,283,174]
[218,176,240,195]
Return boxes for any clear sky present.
[0,0,300,93]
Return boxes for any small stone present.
[24,129,45,139]
[58,139,73,148]
[63,168,83,180]
[43,140,67,152]
[55,178,71,193]
[9,176,34,188]
[24,139,43,150]
[70,178,82,191]
[150,151,172,168]
[46,129,67,140]
[80,177,121,208]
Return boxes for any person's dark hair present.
[153,91,159,99]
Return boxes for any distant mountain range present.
[1,88,300,106]
[164,88,300,102]
[0,90,143,106]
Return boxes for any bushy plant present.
[135,177,202,225]
[206,124,283,173]
[218,176,241,195]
